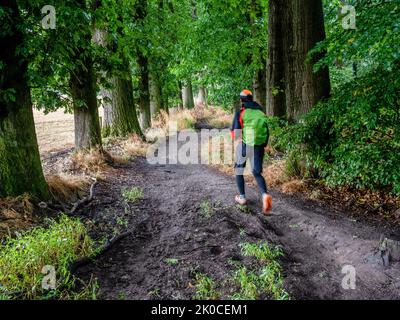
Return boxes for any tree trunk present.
[197,86,208,107]
[182,80,195,109]
[150,71,163,117]
[101,89,113,135]
[0,0,49,199]
[284,0,331,121]
[267,0,288,117]
[70,54,102,150]
[253,57,267,110]
[109,68,144,139]
[178,81,184,109]
[137,53,151,130]
[267,0,330,121]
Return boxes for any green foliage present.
[0,215,96,300]
[230,242,288,300]
[318,0,400,88]
[193,273,219,300]
[164,258,179,266]
[200,200,214,218]
[121,186,144,203]
[286,64,400,194]
[240,242,284,263]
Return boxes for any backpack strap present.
[239,106,246,129]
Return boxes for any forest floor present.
[23,109,400,300]
[63,133,400,300]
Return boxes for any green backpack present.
[241,108,270,146]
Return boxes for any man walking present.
[231,90,272,215]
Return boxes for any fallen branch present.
[68,178,98,214]
[68,230,133,273]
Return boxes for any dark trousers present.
[234,142,268,196]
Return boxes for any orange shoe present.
[262,193,272,215]
[235,195,247,206]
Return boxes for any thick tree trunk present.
[267,0,288,117]
[197,86,208,107]
[137,53,151,130]
[253,57,267,110]
[0,0,49,199]
[284,0,331,121]
[109,70,144,139]
[70,55,102,150]
[267,0,330,121]
[182,80,195,109]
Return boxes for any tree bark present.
[0,0,49,199]
[70,53,102,150]
[267,0,288,117]
[267,0,330,121]
[150,71,163,117]
[178,81,184,109]
[182,80,195,109]
[284,0,331,121]
[253,57,267,110]
[109,65,144,139]
[137,52,151,130]
[197,86,208,107]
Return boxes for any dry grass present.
[122,134,149,157]
[69,148,114,175]
[207,110,232,129]
[281,179,307,194]
[263,160,290,188]
[46,174,90,203]
[0,194,36,238]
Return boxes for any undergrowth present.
[0,215,97,300]
[121,186,144,203]
[193,241,288,300]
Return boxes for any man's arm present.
[231,110,242,140]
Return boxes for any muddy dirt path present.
[76,135,400,300]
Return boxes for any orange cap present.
[240,89,253,96]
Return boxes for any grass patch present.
[164,258,179,266]
[193,273,219,300]
[200,200,214,218]
[121,186,144,203]
[230,242,289,300]
[0,215,96,300]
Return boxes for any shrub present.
[290,64,400,194]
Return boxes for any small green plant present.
[148,287,160,297]
[121,186,144,203]
[164,258,179,266]
[200,200,214,218]
[235,204,250,214]
[229,242,289,300]
[240,242,284,263]
[0,215,96,300]
[117,291,126,300]
[230,266,259,300]
[116,216,128,228]
[193,273,219,300]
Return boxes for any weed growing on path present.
[121,187,144,203]
[165,258,179,266]
[200,200,214,218]
[193,273,219,300]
